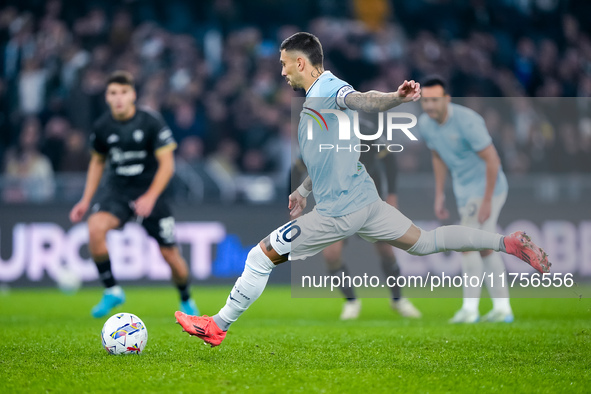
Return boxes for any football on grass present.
[101,313,148,355]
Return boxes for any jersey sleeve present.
[335,85,356,109]
[89,122,108,156]
[461,112,492,152]
[149,112,177,154]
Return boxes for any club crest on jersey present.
[133,129,144,142]
[107,134,119,144]
[159,128,172,140]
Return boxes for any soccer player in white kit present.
[175,33,550,347]
[419,76,513,324]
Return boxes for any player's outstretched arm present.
[289,176,312,219]
[69,152,106,223]
[345,80,421,113]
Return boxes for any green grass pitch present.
[1,285,590,393]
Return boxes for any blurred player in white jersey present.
[175,33,550,347]
[419,76,512,323]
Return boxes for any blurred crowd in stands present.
[0,0,590,202]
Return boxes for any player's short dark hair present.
[106,70,135,89]
[422,75,448,94]
[280,32,323,67]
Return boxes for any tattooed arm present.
[344,80,422,113]
[299,176,312,194]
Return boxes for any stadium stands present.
[1,0,590,202]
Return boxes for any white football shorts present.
[269,200,413,261]
[458,192,507,232]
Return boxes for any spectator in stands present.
[3,116,55,202]
[1,0,591,204]
[41,115,70,171]
[60,129,90,173]
[175,135,221,201]
[18,57,47,115]
[167,99,206,145]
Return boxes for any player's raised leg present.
[87,211,126,318]
[389,223,550,273]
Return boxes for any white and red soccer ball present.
[101,313,148,355]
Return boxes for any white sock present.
[214,245,275,331]
[482,253,512,312]
[461,252,483,313]
[105,285,123,295]
[407,226,505,256]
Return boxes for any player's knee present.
[159,245,178,262]
[88,214,115,237]
[323,247,341,264]
[259,236,288,265]
[88,220,108,246]
[323,241,343,265]
[88,214,118,254]
[247,243,279,273]
[406,228,438,256]
[160,246,188,278]
[480,249,493,257]
[376,242,395,258]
